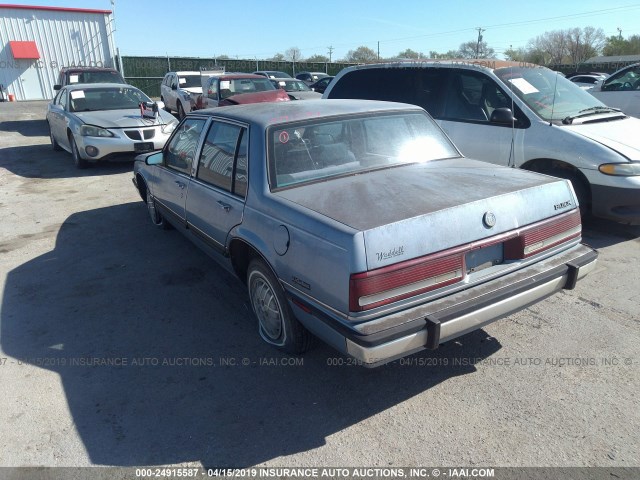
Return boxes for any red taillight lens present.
[349,252,464,312]
[505,210,581,259]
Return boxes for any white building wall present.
[0,6,115,100]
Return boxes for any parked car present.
[569,74,607,89]
[196,74,289,109]
[53,66,125,91]
[160,71,202,119]
[587,63,640,118]
[324,61,640,225]
[270,78,322,100]
[132,99,597,366]
[253,70,292,79]
[308,75,334,94]
[295,71,329,85]
[47,84,178,168]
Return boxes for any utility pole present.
[327,46,334,63]
[377,41,380,61]
[475,27,485,59]
[617,28,622,40]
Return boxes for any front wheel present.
[69,134,87,169]
[247,259,312,354]
[146,187,170,229]
[552,170,590,218]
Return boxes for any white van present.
[324,60,640,225]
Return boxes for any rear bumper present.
[293,244,597,367]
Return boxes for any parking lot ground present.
[0,101,639,469]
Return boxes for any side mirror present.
[53,84,61,90]
[171,84,177,90]
[144,152,163,165]
[490,107,516,125]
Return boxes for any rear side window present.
[327,67,449,117]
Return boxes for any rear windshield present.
[219,78,275,99]
[268,111,460,189]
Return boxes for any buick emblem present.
[483,211,496,228]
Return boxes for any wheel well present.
[521,158,592,208]
[229,239,267,285]
[135,174,148,202]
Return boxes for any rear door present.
[153,117,208,225]
[186,120,248,255]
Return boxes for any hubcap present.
[250,276,283,341]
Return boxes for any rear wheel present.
[160,96,170,112]
[247,259,312,354]
[69,134,87,169]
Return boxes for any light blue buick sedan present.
[132,99,597,366]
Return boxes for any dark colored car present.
[308,76,334,94]
[53,67,125,91]
[295,71,329,85]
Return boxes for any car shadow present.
[0,144,134,179]
[582,216,640,249]
[0,119,49,137]
[1,203,502,468]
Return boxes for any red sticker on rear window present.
[279,131,289,144]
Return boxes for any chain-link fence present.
[119,55,357,98]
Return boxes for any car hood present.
[275,158,577,269]
[219,89,289,105]
[564,116,640,160]
[181,87,202,94]
[74,109,175,128]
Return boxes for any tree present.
[458,40,495,59]
[566,26,605,65]
[305,54,329,63]
[396,48,426,59]
[429,49,460,59]
[216,55,231,60]
[268,53,285,61]
[343,46,378,63]
[284,47,303,62]
[603,34,640,56]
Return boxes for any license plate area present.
[134,142,154,153]
[466,243,504,274]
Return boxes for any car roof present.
[340,59,541,73]
[168,71,201,75]
[192,99,424,129]
[216,74,266,80]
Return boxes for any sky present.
[6,0,640,60]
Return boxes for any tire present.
[160,96,170,112]
[146,187,170,229]
[48,122,62,151]
[69,134,88,169]
[552,169,590,218]
[247,259,312,354]
[177,101,185,120]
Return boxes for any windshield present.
[69,86,151,112]
[178,75,201,88]
[494,66,608,122]
[269,112,460,189]
[67,70,125,84]
[218,78,275,99]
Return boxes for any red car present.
[195,74,289,109]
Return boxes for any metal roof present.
[0,4,112,14]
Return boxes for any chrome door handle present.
[175,181,185,189]
[217,201,231,212]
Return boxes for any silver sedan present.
[46,83,178,168]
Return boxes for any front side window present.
[269,112,459,189]
[602,66,640,91]
[165,118,207,174]
[444,70,512,122]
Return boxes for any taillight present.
[504,210,581,259]
[349,252,464,312]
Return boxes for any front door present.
[153,117,208,225]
